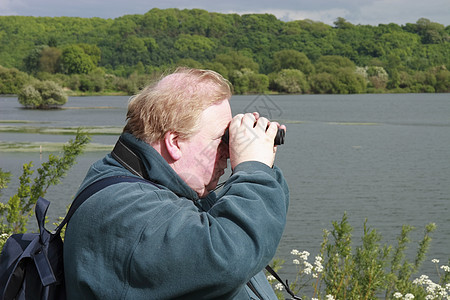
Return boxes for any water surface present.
[1,93,449,285]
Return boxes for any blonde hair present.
[124,67,232,143]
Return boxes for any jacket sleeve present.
[127,161,289,299]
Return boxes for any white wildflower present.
[293,259,300,265]
[266,275,275,281]
[303,261,313,274]
[413,275,430,285]
[432,259,440,264]
[393,292,403,299]
[325,295,335,300]
[404,293,414,300]
[275,283,284,291]
[299,251,310,261]
[312,298,318,300]
[291,249,300,256]
[440,265,450,272]
[314,256,324,273]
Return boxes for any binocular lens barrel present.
[221,128,285,146]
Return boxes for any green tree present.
[271,50,315,75]
[77,43,101,66]
[315,55,356,73]
[434,67,450,92]
[203,61,229,78]
[334,17,354,29]
[271,69,309,94]
[213,51,259,76]
[309,72,337,94]
[310,69,366,94]
[18,80,67,108]
[229,68,268,94]
[413,18,449,44]
[61,45,95,74]
[333,68,367,93]
[176,58,204,69]
[0,130,90,248]
[0,66,31,94]
[174,34,216,53]
[39,47,62,73]
[22,45,47,74]
[1,10,449,95]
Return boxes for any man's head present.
[124,68,233,197]
[124,67,232,144]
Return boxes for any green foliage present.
[270,69,309,94]
[18,80,67,108]
[229,68,269,94]
[39,47,63,73]
[214,51,259,75]
[315,55,356,73]
[22,45,47,74]
[174,34,216,53]
[310,68,366,94]
[0,66,31,94]
[61,45,95,74]
[271,50,315,75]
[0,130,90,250]
[268,214,448,300]
[0,12,448,95]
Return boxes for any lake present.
[1,93,449,287]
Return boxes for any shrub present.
[267,214,448,300]
[0,66,31,94]
[271,69,309,94]
[0,129,90,249]
[18,80,67,109]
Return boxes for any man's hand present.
[228,112,285,169]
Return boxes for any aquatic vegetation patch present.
[0,120,52,124]
[0,126,122,135]
[328,122,379,125]
[0,141,113,152]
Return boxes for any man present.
[64,68,289,299]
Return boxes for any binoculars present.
[221,127,285,146]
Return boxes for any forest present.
[0,8,449,96]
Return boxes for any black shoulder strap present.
[111,137,148,179]
[56,175,153,233]
[265,265,301,300]
[56,137,156,232]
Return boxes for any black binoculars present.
[221,127,285,146]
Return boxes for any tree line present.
[0,9,449,98]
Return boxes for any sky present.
[0,0,449,26]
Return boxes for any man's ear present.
[164,131,182,161]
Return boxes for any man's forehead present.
[199,100,231,130]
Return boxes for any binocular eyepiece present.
[221,127,285,146]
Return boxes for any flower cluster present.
[412,274,450,299]
[290,249,324,279]
[393,292,415,299]
[312,294,335,300]
[393,259,450,300]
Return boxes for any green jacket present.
[64,133,289,299]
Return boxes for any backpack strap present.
[56,175,155,233]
